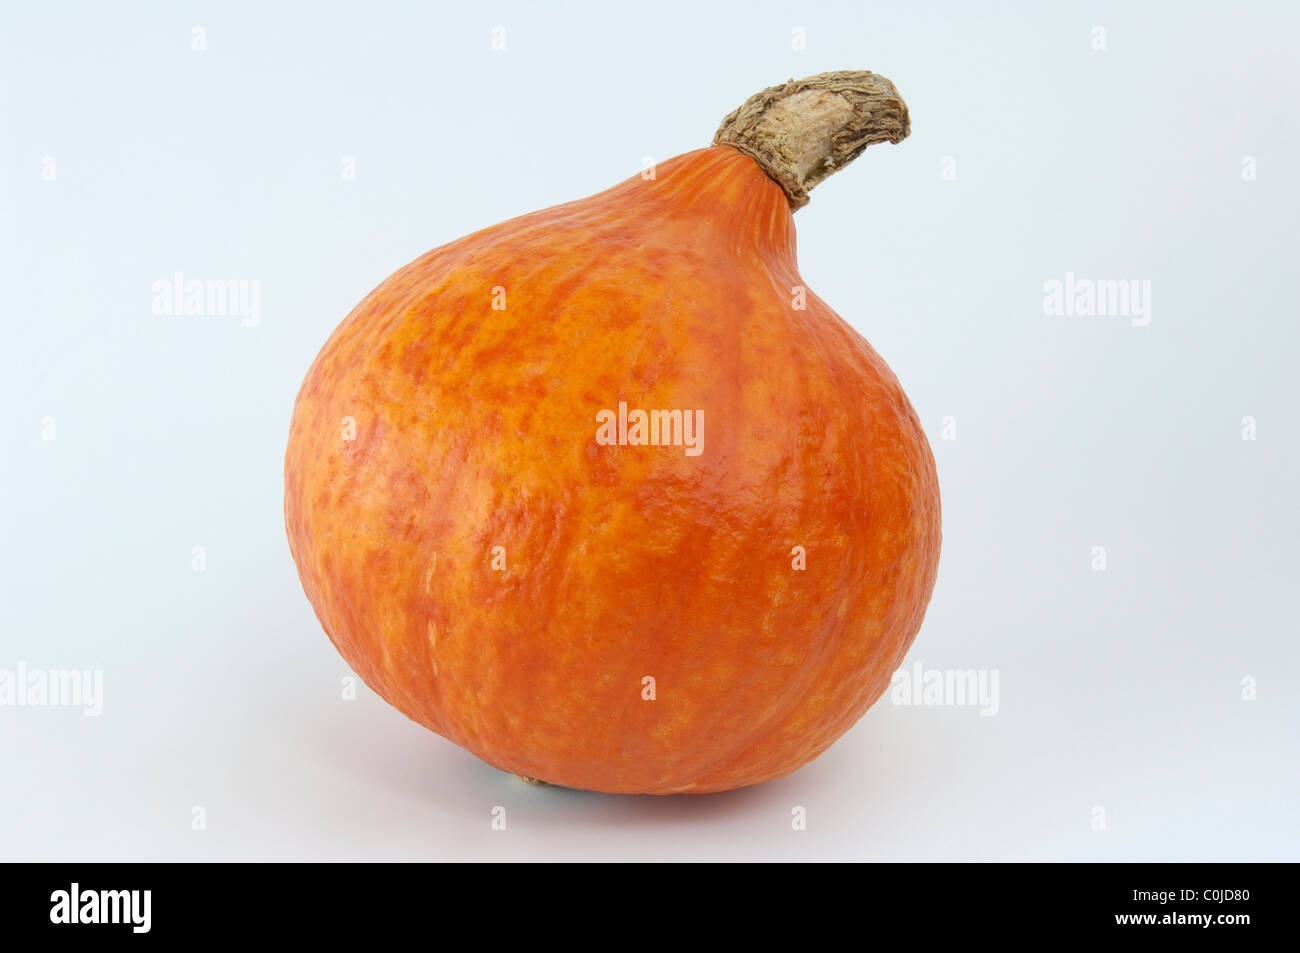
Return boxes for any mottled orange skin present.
[284,146,940,794]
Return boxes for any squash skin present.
[284,146,940,794]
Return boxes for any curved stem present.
[713,70,910,210]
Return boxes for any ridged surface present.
[284,146,941,794]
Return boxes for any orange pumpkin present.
[284,71,940,794]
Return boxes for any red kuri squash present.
[284,71,940,794]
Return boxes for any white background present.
[2,1,1297,860]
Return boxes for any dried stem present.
[713,70,911,210]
